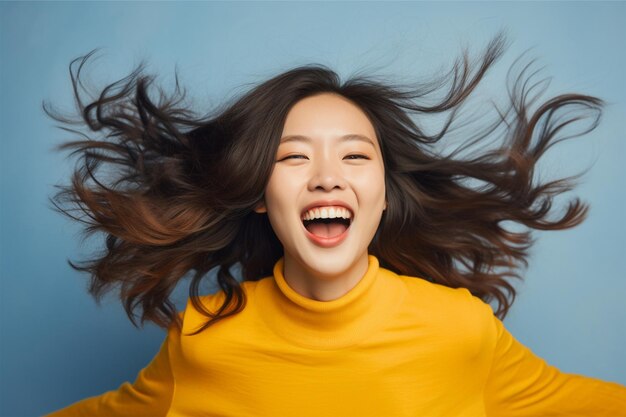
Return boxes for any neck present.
[252,254,408,349]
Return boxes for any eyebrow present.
[279,134,376,147]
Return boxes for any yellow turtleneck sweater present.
[46,255,626,417]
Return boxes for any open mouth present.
[302,217,352,239]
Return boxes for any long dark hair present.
[44,33,602,335]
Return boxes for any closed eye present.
[280,154,308,161]
[344,154,369,160]
[279,154,369,161]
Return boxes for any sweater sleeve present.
[44,318,179,417]
[483,315,626,417]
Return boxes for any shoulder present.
[177,280,263,335]
[398,272,491,310]
[395,271,496,335]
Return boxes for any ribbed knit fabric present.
[46,255,626,417]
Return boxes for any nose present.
[307,155,347,192]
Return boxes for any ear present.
[383,200,387,211]
[254,202,267,214]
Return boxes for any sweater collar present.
[253,254,407,350]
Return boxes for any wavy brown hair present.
[44,33,602,335]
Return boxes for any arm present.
[483,314,626,417]
[44,318,179,417]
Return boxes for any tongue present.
[306,222,348,238]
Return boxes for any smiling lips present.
[301,205,353,247]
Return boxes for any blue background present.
[1,2,625,416]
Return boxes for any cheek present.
[264,171,299,213]
[262,181,291,242]
[264,187,281,215]
[354,169,386,200]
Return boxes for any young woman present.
[45,34,626,416]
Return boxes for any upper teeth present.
[302,206,352,221]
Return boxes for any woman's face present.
[255,93,386,289]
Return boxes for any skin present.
[255,93,387,301]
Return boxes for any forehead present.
[280,93,378,148]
